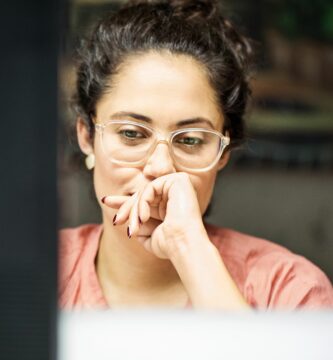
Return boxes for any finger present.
[128,193,141,238]
[139,192,163,223]
[146,225,168,259]
[138,199,151,223]
[158,197,167,220]
[130,189,159,236]
[139,181,167,223]
[135,219,166,257]
[114,193,138,226]
[138,195,165,223]
[143,237,154,255]
[102,195,129,209]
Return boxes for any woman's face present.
[78,52,228,225]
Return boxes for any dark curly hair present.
[73,0,254,149]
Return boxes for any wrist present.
[166,221,210,261]
[170,233,250,310]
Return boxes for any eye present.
[116,123,151,140]
[175,135,204,146]
[119,129,145,139]
[181,137,202,145]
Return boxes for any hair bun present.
[170,0,218,21]
[123,0,219,22]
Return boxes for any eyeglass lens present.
[101,122,222,169]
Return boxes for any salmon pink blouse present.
[58,223,333,309]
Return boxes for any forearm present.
[170,231,250,310]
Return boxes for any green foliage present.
[265,0,333,43]
[321,4,333,40]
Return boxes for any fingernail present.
[127,226,131,239]
[138,216,142,225]
[113,214,117,225]
[101,196,107,204]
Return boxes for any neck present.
[96,219,182,295]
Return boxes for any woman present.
[59,0,333,309]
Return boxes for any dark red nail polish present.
[127,226,131,239]
[113,214,117,225]
[101,196,106,204]
[138,216,142,225]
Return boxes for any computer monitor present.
[59,310,333,360]
[0,1,60,359]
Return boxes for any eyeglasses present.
[95,120,230,172]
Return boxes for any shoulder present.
[248,248,333,309]
[205,223,333,309]
[58,224,102,265]
[205,223,290,270]
[58,224,102,297]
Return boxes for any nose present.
[142,141,176,179]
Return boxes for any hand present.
[102,173,250,310]
[102,172,208,260]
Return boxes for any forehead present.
[95,51,224,131]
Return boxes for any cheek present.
[191,172,217,214]
[93,153,138,199]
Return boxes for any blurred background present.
[58,0,333,281]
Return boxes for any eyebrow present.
[110,111,216,129]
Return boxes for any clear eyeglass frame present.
[94,119,230,173]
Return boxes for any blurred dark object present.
[66,1,119,50]
[232,69,333,170]
[261,0,333,90]
[266,30,333,91]
[233,134,333,170]
[0,0,59,359]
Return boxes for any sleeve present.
[58,228,84,307]
[244,252,333,309]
